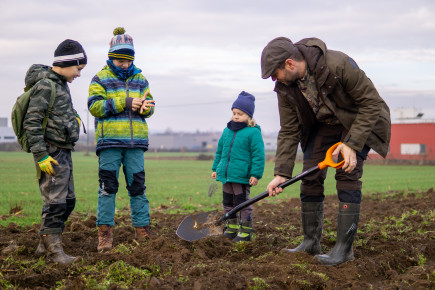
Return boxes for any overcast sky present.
[1,0,434,134]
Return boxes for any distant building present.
[149,131,278,152]
[0,117,7,127]
[387,120,435,161]
[149,131,221,151]
[368,108,435,161]
[0,118,17,143]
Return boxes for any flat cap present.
[261,37,293,79]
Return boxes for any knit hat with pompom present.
[108,27,135,61]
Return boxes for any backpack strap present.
[41,79,56,135]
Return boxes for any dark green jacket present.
[23,64,80,161]
[274,38,391,178]
[212,125,265,185]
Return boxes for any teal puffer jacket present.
[212,125,265,185]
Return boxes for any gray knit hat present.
[261,37,294,79]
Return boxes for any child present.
[211,91,265,241]
[23,39,87,265]
[88,27,155,252]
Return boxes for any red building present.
[386,120,435,161]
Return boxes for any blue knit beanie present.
[232,91,255,118]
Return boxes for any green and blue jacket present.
[88,65,154,153]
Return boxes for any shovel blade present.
[176,210,223,242]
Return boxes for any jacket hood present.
[24,64,61,88]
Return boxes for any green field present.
[0,151,434,226]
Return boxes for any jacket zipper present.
[127,81,134,146]
[101,120,104,144]
[225,131,237,179]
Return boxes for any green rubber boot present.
[223,218,239,240]
[315,202,360,266]
[233,220,256,242]
[282,202,323,255]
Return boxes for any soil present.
[0,189,434,289]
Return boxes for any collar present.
[227,121,247,131]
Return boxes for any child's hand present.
[249,177,258,186]
[131,98,143,111]
[139,91,155,114]
[211,172,217,179]
[140,99,155,114]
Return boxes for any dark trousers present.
[37,144,75,235]
[300,123,369,204]
[222,182,252,221]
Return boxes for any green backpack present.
[11,79,56,153]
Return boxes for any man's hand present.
[249,177,258,186]
[266,175,287,196]
[38,156,59,176]
[333,143,357,173]
[211,172,217,179]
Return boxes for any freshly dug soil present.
[0,189,433,289]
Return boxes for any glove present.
[38,156,59,176]
[76,114,81,127]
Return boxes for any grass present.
[0,151,434,226]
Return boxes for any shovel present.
[176,142,345,242]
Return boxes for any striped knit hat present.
[108,27,135,61]
[53,39,87,67]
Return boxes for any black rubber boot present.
[315,202,360,266]
[41,233,78,265]
[223,218,239,240]
[233,220,256,242]
[282,202,323,255]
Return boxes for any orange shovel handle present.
[318,142,345,170]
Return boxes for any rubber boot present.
[315,202,360,266]
[97,225,113,252]
[233,220,256,242]
[35,238,46,257]
[223,217,239,240]
[282,202,323,255]
[135,225,152,241]
[41,234,78,265]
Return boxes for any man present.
[261,37,391,265]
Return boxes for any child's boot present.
[97,225,113,252]
[233,220,255,242]
[41,233,78,265]
[223,217,239,240]
[135,225,152,241]
[35,237,46,257]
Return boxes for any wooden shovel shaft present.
[216,165,320,224]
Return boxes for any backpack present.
[11,79,56,153]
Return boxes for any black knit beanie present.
[52,39,87,67]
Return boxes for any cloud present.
[1,0,434,132]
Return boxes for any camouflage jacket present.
[23,64,80,161]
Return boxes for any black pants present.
[300,123,369,204]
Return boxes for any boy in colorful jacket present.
[23,39,87,265]
[88,27,155,252]
[212,91,265,241]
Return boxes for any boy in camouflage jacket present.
[23,39,87,265]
